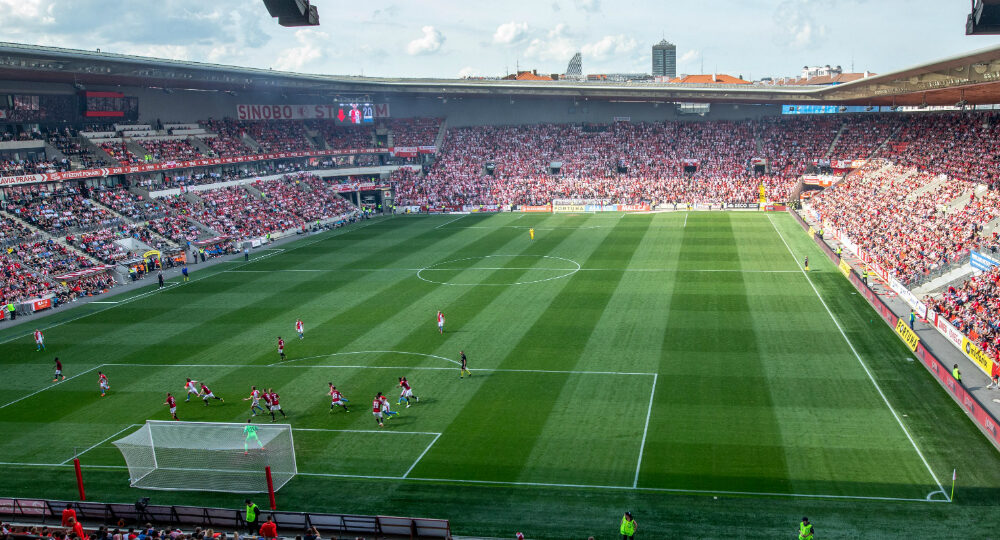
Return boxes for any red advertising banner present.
[0,148,388,187]
[618,203,651,212]
[520,205,552,213]
[32,298,52,311]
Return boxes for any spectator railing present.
[0,498,451,539]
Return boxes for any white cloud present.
[0,0,45,20]
[130,45,192,61]
[679,49,700,63]
[457,66,480,78]
[773,0,827,49]
[493,21,529,45]
[575,0,600,12]
[273,29,328,72]
[407,26,445,55]
[524,24,577,62]
[581,34,636,60]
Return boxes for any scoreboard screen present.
[335,103,374,125]
[80,91,138,119]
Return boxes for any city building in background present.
[652,39,677,79]
[565,52,583,80]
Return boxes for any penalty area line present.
[61,423,140,465]
[402,432,442,479]
[106,362,657,377]
[0,364,104,410]
[633,373,657,488]
[766,213,949,501]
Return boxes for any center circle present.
[416,255,581,286]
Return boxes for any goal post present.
[112,421,297,493]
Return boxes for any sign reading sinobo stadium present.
[236,103,390,121]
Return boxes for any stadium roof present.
[2,41,1000,106]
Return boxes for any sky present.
[1,0,999,80]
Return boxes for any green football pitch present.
[1,211,999,539]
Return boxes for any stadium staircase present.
[905,173,947,200]
[240,133,263,153]
[304,126,328,150]
[43,141,68,163]
[823,122,848,158]
[944,183,989,211]
[242,183,266,200]
[124,140,149,162]
[434,118,448,149]
[914,262,976,296]
[187,135,215,157]
[0,209,48,240]
[78,136,118,166]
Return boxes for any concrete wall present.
[0,80,784,127]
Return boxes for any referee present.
[459,350,472,378]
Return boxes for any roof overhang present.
[2,41,1000,106]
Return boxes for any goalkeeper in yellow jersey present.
[529,228,535,240]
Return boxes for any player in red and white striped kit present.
[277,337,286,361]
[327,382,349,413]
[295,319,304,340]
[184,378,200,402]
[436,311,445,334]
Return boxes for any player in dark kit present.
[52,357,64,382]
[459,351,472,378]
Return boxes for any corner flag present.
[951,469,956,501]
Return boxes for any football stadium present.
[2,2,1000,538]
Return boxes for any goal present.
[112,421,297,493]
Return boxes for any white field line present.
[0,218,384,347]
[684,213,688,227]
[402,432,442,479]
[62,424,139,465]
[766,213,949,501]
[294,428,442,436]
[0,459,929,504]
[88,301,120,304]
[106,362,656,377]
[633,373,657,488]
[269,350,461,367]
[0,364,103,410]
[228,268,801,274]
[434,214,467,229]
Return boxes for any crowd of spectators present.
[137,139,204,162]
[195,185,306,238]
[100,142,141,165]
[92,186,169,221]
[9,240,97,276]
[3,186,122,233]
[0,155,70,176]
[199,120,254,157]
[0,215,40,246]
[66,223,161,264]
[305,121,374,150]
[810,159,999,285]
[395,120,809,206]
[925,265,1000,362]
[254,174,357,223]
[46,128,105,169]
[385,117,441,147]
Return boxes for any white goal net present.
[112,421,297,493]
